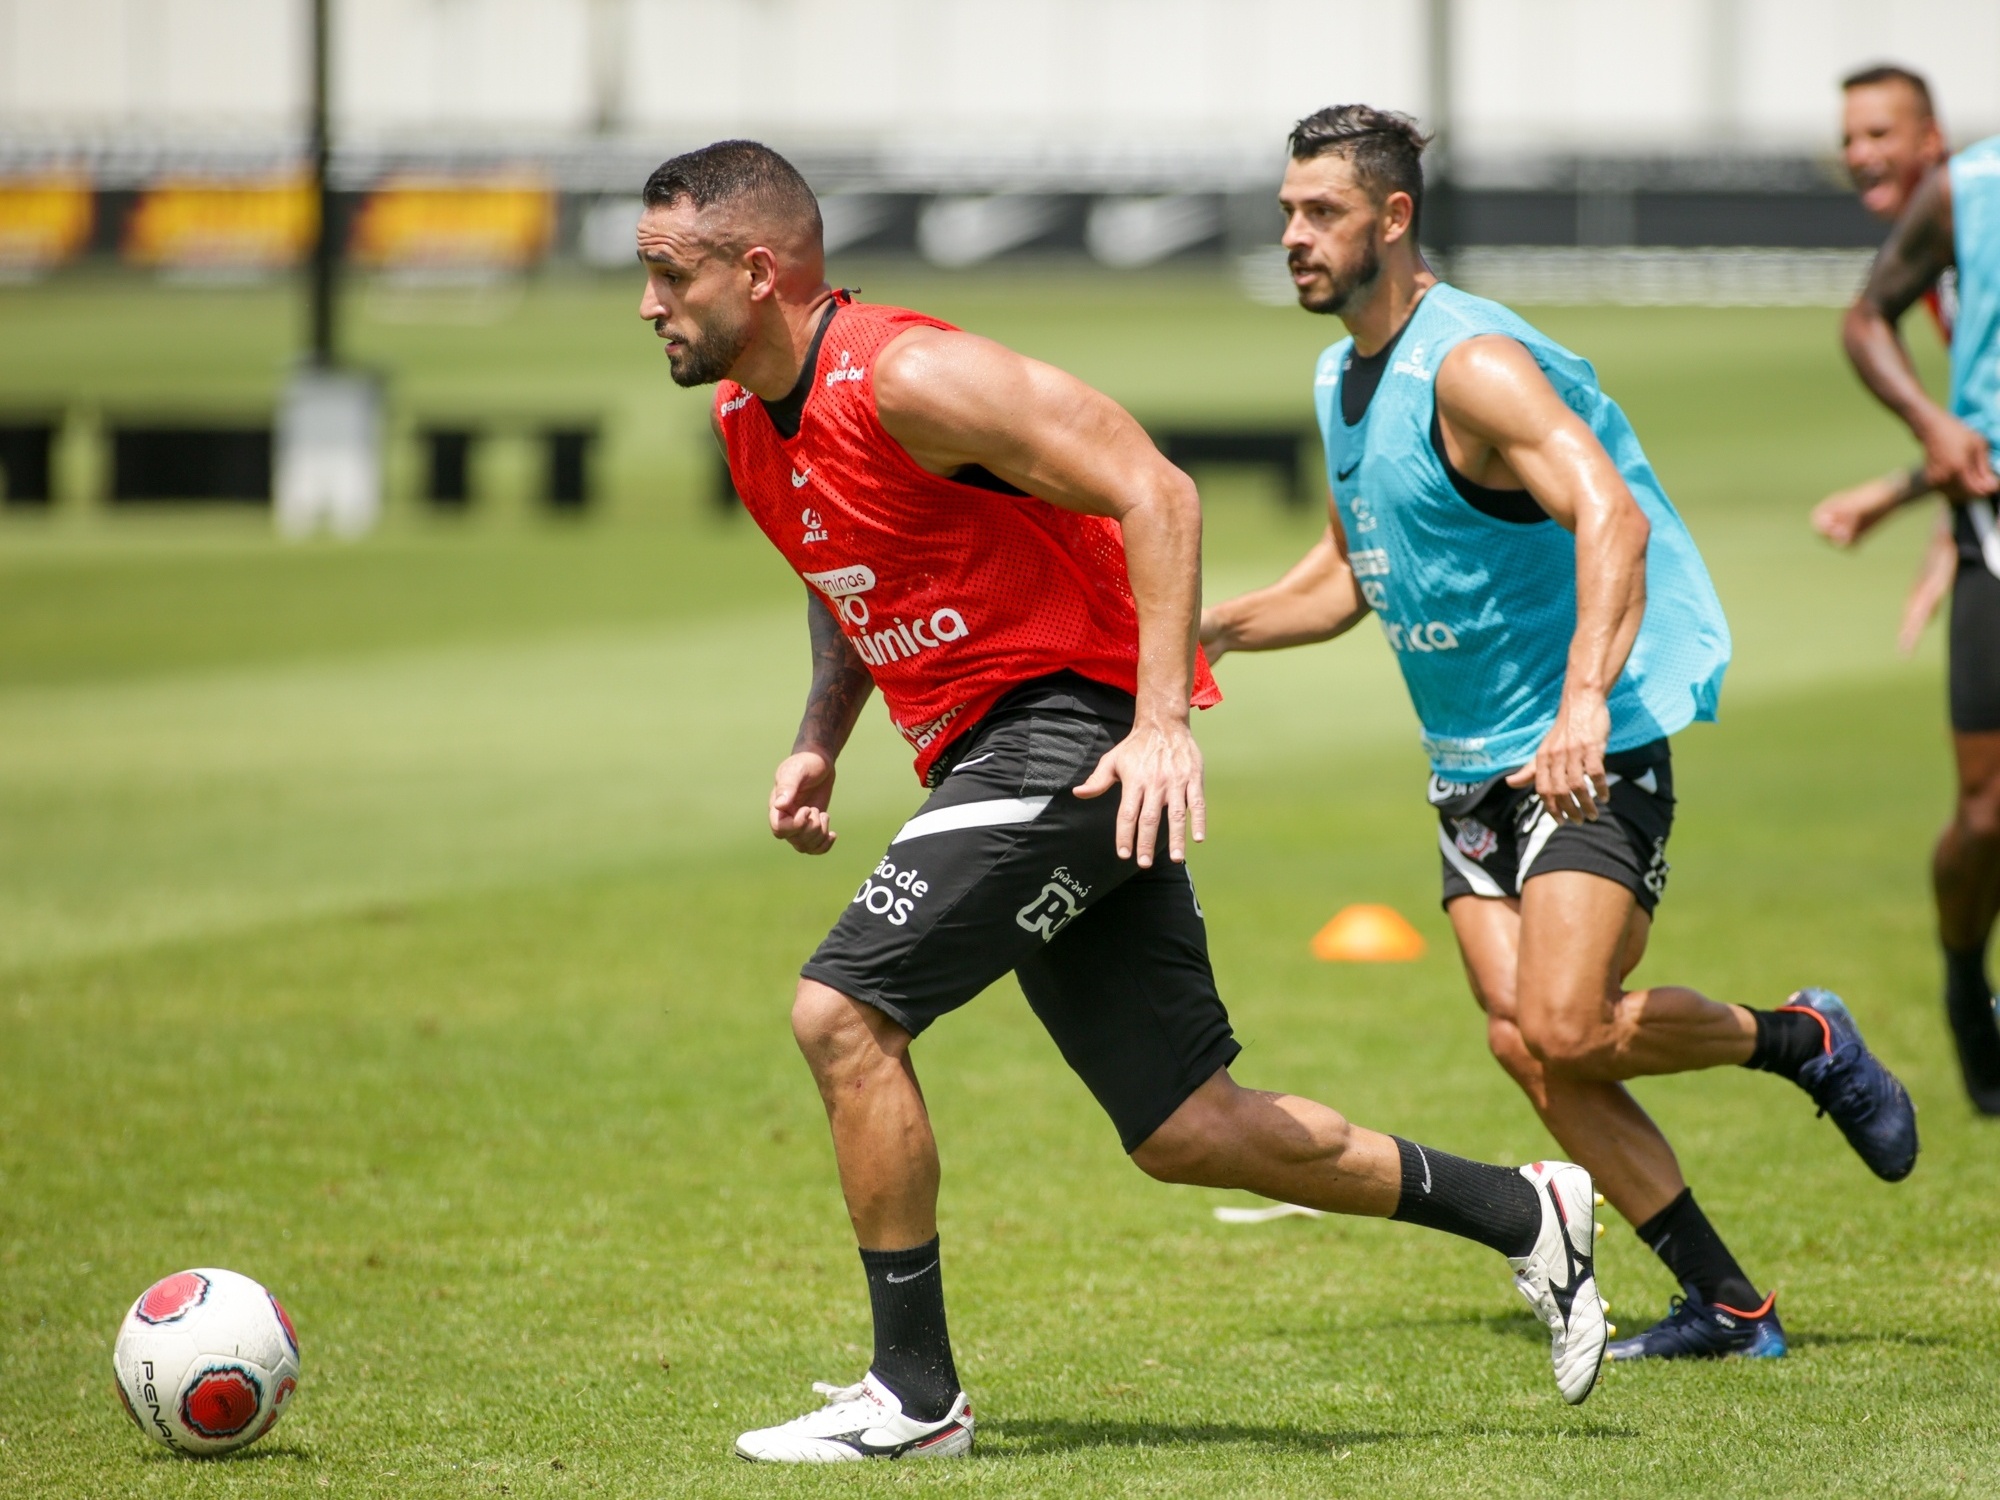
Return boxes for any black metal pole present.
[308,0,335,367]
[1426,0,1457,267]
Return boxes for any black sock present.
[1942,943,2000,1095]
[858,1238,958,1422]
[1944,943,1989,1008]
[1633,1188,1760,1311]
[1386,1138,1542,1258]
[1741,1005,1827,1082]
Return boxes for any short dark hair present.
[1841,63,1935,119]
[642,139,822,248]
[1289,105,1433,231]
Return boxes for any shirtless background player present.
[1813,64,1954,649]
[1838,80,2000,1115]
[637,139,1611,1461]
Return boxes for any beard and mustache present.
[1292,236,1382,317]
[660,303,753,388]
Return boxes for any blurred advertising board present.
[0,176,94,276]
[123,178,317,272]
[348,178,554,273]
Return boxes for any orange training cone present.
[1311,904,1426,962]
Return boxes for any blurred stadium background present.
[0,0,1995,520]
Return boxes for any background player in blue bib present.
[1204,105,1919,1361]
[1841,120,2000,1115]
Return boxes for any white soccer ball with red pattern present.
[111,1268,301,1456]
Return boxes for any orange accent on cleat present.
[1778,1000,1834,1055]
[1712,1290,1778,1321]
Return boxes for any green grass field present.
[1,271,1996,1498]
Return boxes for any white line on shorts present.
[891,795,1053,845]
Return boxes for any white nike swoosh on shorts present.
[892,796,1051,845]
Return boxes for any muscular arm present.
[769,591,875,856]
[872,328,1205,866]
[1200,509,1370,661]
[1843,167,1996,500]
[1435,336,1652,823]
[796,591,874,757]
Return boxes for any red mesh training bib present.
[717,297,1219,781]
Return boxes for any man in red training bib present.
[639,141,1612,1461]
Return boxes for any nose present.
[639,278,666,321]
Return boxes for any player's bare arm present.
[770,593,876,856]
[1200,509,1369,663]
[712,402,864,858]
[872,327,1206,868]
[1811,465,1935,546]
[1434,335,1650,825]
[1845,168,1997,501]
[1897,509,1960,655]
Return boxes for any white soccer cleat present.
[1508,1161,1609,1405]
[733,1373,973,1463]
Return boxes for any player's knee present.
[1131,1109,1216,1184]
[1130,1079,1243,1184]
[790,982,899,1079]
[1486,1015,1542,1086]
[1959,785,2000,843]
[1518,1011,1606,1074]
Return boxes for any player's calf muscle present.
[1131,1075,1376,1201]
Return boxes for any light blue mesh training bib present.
[1314,283,1731,781]
[1950,136,2000,454]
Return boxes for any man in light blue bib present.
[1205,105,1918,1363]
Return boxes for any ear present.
[743,244,781,303]
[1379,190,1417,245]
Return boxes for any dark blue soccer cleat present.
[1785,988,1919,1182]
[1606,1291,1787,1361]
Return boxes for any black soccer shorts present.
[1950,558,2000,733]
[1432,739,1675,915]
[801,672,1240,1152]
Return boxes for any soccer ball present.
[111,1268,301,1457]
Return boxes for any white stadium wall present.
[2,0,1998,161]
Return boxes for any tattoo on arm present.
[796,591,874,757]
[1863,169,1955,322]
[1846,167,1956,434]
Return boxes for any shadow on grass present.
[1789,1330,1949,1349]
[983,1417,1639,1456]
[139,1443,313,1465]
[1271,1308,1550,1344]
